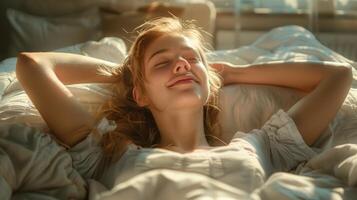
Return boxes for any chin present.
[172,95,206,109]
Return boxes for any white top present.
[68,109,317,193]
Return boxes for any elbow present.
[16,52,37,72]
[339,64,353,85]
[330,64,353,84]
[16,52,42,81]
[17,52,36,64]
[345,64,353,79]
[336,63,353,75]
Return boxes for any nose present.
[173,57,191,73]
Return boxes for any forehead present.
[144,34,199,61]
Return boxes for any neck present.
[151,106,209,153]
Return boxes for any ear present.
[132,86,149,107]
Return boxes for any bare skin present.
[16,52,118,146]
[133,34,210,152]
[16,35,352,154]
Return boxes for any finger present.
[209,63,224,72]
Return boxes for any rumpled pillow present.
[6,8,102,56]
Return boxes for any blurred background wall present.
[0,0,356,61]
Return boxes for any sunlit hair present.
[95,17,223,160]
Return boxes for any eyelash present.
[155,61,170,67]
[155,57,200,68]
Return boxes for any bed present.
[1,2,357,200]
[0,22,357,199]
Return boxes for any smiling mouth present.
[169,78,197,87]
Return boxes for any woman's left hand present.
[209,61,237,85]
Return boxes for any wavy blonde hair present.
[95,17,222,160]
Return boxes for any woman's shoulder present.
[229,109,300,149]
[231,109,316,166]
[231,109,293,139]
[68,116,117,162]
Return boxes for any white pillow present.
[79,37,127,64]
[218,84,303,141]
[6,8,102,56]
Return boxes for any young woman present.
[15,17,352,197]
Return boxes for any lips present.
[167,75,199,88]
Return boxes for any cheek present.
[143,78,166,100]
[146,64,171,79]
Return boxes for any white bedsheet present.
[0,26,357,199]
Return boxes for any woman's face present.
[135,33,210,112]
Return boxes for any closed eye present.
[155,60,171,68]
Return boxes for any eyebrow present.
[149,49,168,62]
[148,46,198,62]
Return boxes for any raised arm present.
[16,52,119,147]
[211,61,353,145]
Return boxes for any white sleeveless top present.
[68,109,316,193]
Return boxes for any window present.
[210,0,357,14]
[335,0,357,14]
[210,0,357,59]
